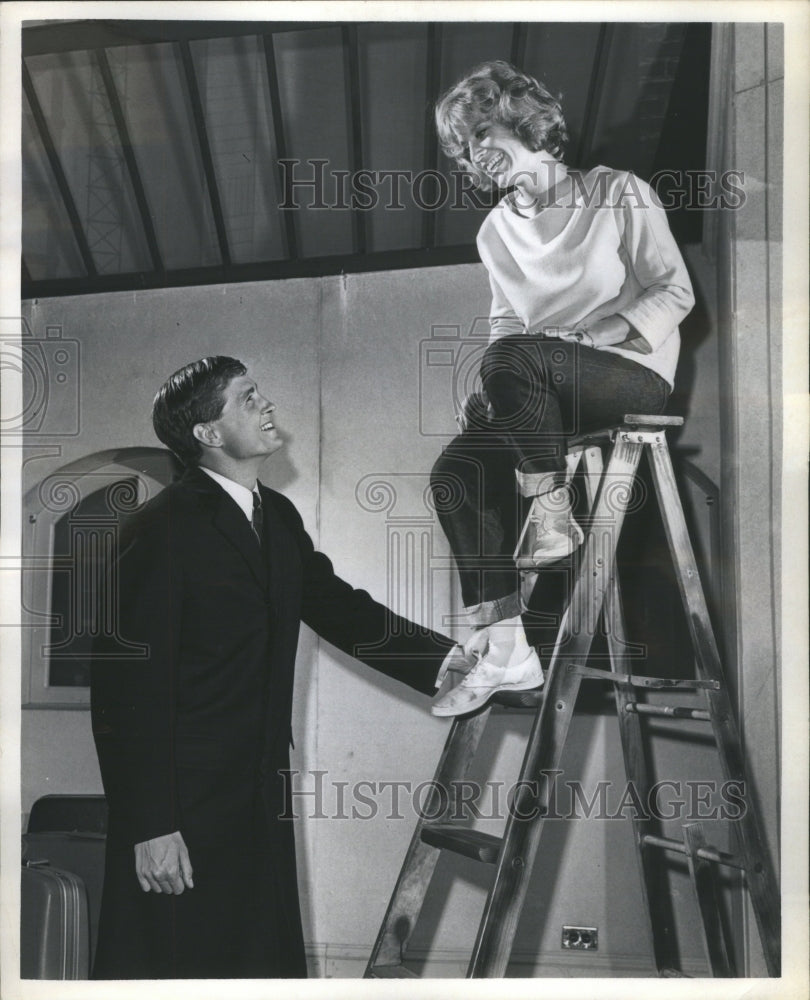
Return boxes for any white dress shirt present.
[200,466,258,523]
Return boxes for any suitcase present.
[22,831,106,969]
[20,860,90,979]
[27,794,108,835]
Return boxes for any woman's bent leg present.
[430,433,522,625]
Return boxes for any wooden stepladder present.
[364,414,780,979]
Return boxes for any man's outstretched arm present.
[273,492,455,692]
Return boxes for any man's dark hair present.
[152,356,247,466]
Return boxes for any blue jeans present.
[430,336,670,624]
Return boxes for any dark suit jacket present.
[90,466,453,978]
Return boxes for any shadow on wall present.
[667,255,712,445]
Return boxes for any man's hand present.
[134,831,194,894]
[462,627,490,661]
[434,628,492,695]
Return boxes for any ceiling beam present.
[177,40,231,267]
[22,61,97,277]
[261,34,298,260]
[95,48,163,273]
[23,20,338,56]
[21,244,482,299]
[575,23,615,168]
[421,23,443,251]
[342,24,366,256]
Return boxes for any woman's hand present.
[554,315,633,348]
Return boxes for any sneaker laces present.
[458,648,493,686]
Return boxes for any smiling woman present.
[435,64,568,192]
[429,60,695,717]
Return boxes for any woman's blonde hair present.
[435,60,568,189]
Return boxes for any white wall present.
[21,234,766,976]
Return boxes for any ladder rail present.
[603,569,675,970]
[683,823,734,976]
[648,437,781,976]
[583,440,665,969]
[468,434,646,976]
[364,709,491,973]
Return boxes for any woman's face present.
[466,121,549,191]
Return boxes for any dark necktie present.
[251,490,264,547]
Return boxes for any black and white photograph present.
[1,2,807,997]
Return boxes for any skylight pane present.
[521,22,603,165]
[22,88,86,280]
[272,27,353,258]
[105,43,221,270]
[25,49,153,275]
[190,34,286,264]
[357,24,428,253]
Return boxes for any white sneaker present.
[431,646,544,717]
[434,644,476,690]
[514,491,584,569]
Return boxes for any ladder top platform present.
[568,414,683,451]
[622,414,684,427]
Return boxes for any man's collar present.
[198,467,257,522]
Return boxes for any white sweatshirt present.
[475,167,695,387]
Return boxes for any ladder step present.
[642,834,744,870]
[491,688,544,709]
[367,964,419,978]
[626,702,711,721]
[421,825,502,864]
[575,664,719,691]
[623,413,684,427]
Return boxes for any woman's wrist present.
[584,315,632,347]
[570,326,595,348]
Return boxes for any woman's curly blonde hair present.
[435,60,568,190]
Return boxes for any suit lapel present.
[182,467,268,589]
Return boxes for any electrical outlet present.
[562,925,598,950]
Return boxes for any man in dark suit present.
[90,356,458,979]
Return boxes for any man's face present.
[204,374,283,462]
